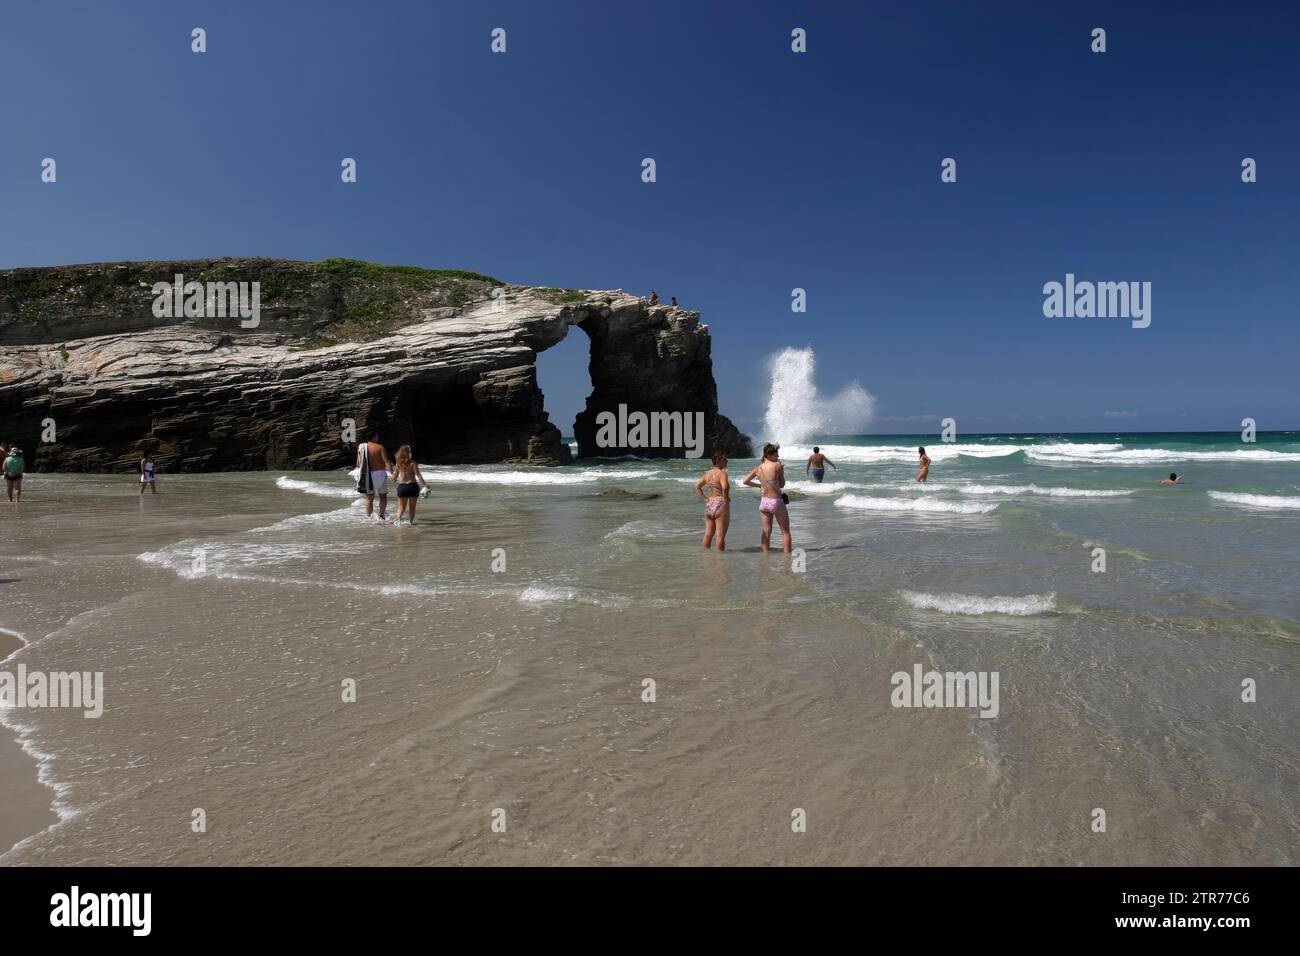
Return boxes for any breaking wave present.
[1207,491,1300,510]
[901,591,1057,615]
[835,495,999,515]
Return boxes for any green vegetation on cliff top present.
[2,258,588,348]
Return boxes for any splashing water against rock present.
[762,346,876,445]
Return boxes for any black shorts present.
[3,472,20,482]
[396,482,420,498]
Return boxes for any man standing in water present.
[805,446,835,483]
[357,432,393,520]
[917,446,931,482]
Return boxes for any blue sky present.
[2,0,1296,436]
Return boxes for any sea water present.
[0,432,1297,864]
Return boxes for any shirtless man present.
[1160,472,1183,484]
[916,446,931,483]
[743,443,793,553]
[806,446,835,483]
[357,432,393,519]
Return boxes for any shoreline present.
[0,627,61,857]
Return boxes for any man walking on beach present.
[357,432,392,520]
[806,447,835,483]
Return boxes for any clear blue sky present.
[2,0,1296,436]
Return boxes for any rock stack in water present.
[0,258,752,471]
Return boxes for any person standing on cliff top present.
[357,432,392,520]
[670,296,677,308]
[648,290,659,305]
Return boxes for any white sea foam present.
[250,505,366,534]
[835,495,999,515]
[778,440,1300,467]
[1028,447,1300,464]
[603,520,698,541]
[960,483,1130,498]
[1207,491,1300,510]
[783,480,867,494]
[0,625,82,838]
[763,347,876,445]
[139,539,376,578]
[276,476,356,498]
[902,591,1057,615]
[861,482,1128,497]
[417,468,596,486]
[785,443,1021,464]
[518,585,578,603]
[517,584,630,608]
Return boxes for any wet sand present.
[0,630,59,853]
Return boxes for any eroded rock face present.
[0,259,751,471]
[572,300,752,460]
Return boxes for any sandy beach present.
[1,436,1297,865]
[0,629,59,853]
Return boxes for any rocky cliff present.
[0,258,751,471]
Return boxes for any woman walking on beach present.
[693,450,731,550]
[139,452,158,495]
[743,443,792,553]
[390,445,429,524]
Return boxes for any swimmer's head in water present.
[1170,472,1178,481]
[762,442,779,460]
[711,450,728,467]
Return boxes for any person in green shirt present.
[3,446,24,503]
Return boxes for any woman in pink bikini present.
[693,449,731,550]
[743,443,793,554]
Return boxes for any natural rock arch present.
[0,259,751,471]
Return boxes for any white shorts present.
[368,469,388,495]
